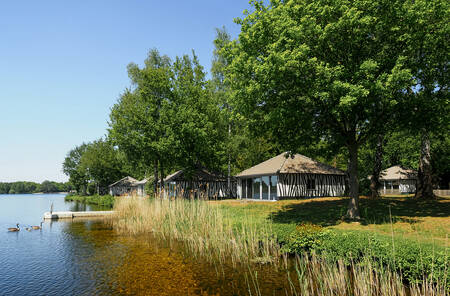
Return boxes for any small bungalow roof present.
[134,179,148,185]
[164,168,227,183]
[379,166,417,180]
[108,176,138,188]
[236,152,345,177]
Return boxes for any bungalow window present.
[307,179,315,190]
[270,175,278,200]
[252,178,261,199]
[262,176,270,200]
[244,179,252,199]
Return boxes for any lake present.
[0,194,293,296]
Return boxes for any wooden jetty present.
[43,211,114,220]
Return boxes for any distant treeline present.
[0,181,71,194]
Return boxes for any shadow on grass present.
[270,196,450,226]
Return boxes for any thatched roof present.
[236,152,345,177]
[379,166,417,180]
[134,178,148,185]
[108,176,138,187]
[164,168,227,182]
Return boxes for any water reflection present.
[1,194,294,295]
[61,220,295,296]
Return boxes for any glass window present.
[270,175,278,200]
[252,177,261,199]
[246,179,252,199]
[262,176,269,200]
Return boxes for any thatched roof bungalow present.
[379,165,417,194]
[163,168,236,199]
[108,176,147,197]
[236,152,346,200]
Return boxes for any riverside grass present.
[276,254,447,296]
[112,197,447,295]
[113,196,280,266]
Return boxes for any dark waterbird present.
[8,223,20,232]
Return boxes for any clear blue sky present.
[0,0,250,183]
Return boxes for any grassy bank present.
[113,197,279,265]
[216,196,449,286]
[112,196,449,294]
[214,196,450,247]
[65,194,115,208]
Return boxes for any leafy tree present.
[225,0,413,218]
[399,0,449,199]
[211,27,234,195]
[79,138,128,194]
[169,52,226,174]
[63,143,89,194]
[109,49,173,193]
[40,180,58,193]
[110,49,228,191]
[0,183,11,194]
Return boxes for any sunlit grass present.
[111,196,448,295]
[112,196,280,266]
[213,196,450,247]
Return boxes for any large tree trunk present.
[370,134,384,199]
[153,159,158,197]
[346,141,360,219]
[415,129,435,199]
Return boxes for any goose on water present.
[31,222,43,230]
[8,224,20,232]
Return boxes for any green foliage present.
[278,226,448,286]
[63,143,89,194]
[64,194,115,208]
[63,139,129,195]
[109,49,173,183]
[0,181,70,194]
[281,223,330,253]
[79,138,128,193]
[109,49,229,182]
[315,230,449,286]
[225,0,419,217]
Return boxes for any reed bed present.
[112,196,447,296]
[246,254,447,296]
[112,196,280,266]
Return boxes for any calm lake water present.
[0,194,294,296]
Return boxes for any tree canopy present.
[62,0,448,218]
[224,0,417,218]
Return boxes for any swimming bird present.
[8,224,20,232]
[25,227,31,231]
[31,222,43,230]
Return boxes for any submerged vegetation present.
[113,197,280,266]
[58,0,448,293]
[112,196,449,294]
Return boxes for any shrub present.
[277,226,448,287]
[281,223,330,253]
[314,230,449,287]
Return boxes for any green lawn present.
[211,195,450,247]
